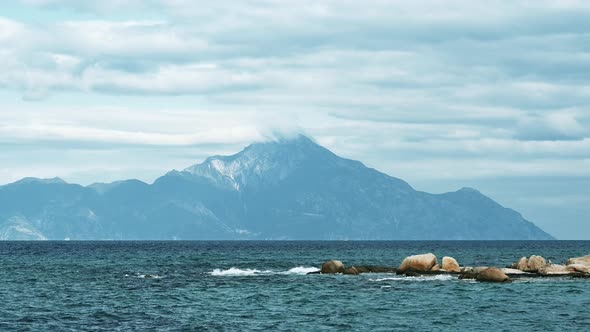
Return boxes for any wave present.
[210,268,273,276]
[125,273,163,279]
[210,266,319,276]
[282,266,320,275]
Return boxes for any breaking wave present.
[282,266,320,275]
[125,273,163,279]
[210,266,319,276]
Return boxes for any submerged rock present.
[567,255,590,267]
[397,253,438,273]
[353,266,371,273]
[354,266,397,273]
[476,267,510,283]
[343,267,359,275]
[321,260,345,274]
[442,256,461,273]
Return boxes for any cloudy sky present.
[1,0,589,239]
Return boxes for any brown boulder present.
[476,267,510,283]
[397,253,438,273]
[527,255,547,271]
[442,256,461,273]
[516,257,528,271]
[321,260,345,274]
[460,266,488,279]
[566,255,590,267]
[343,267,359,275]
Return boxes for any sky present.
[0,0,589,239]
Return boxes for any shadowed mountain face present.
[0,135,554,240]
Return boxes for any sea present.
[0,241,589,331]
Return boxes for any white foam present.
[125,273,163,279]
[210,268,273,276]
[138,274,163,279]
[283,266,320,275]
[209,266,320,276]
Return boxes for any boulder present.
[397,253,438,273]
[321,260,345,274]
[527,255,547,272]
[567,255,590,267]
[538,264,570,275]
[516,257,528,271]
[343,267,359,275]
[476,267,510,283]
[442,256,461,273]
[567,264,590,274]
[459,266,488,279]
[431,264,441,272]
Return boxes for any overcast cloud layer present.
[1,1,589,238]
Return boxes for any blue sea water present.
[0,241,589,331]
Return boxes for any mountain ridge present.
[0,135,554,240]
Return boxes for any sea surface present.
[0,241,589,331]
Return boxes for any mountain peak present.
[182,134,341,190]
[457,187,481,194]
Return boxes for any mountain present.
[0,135,554,240]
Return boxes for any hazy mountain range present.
[0,135,554,240]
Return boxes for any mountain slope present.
[0,135,554,240]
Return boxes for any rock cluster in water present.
[315,254,590,282]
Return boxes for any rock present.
[321,260,345,274]
[527,255,547,272]
[538,264,570,275]
[442,256,461,273]
[397,253,438,273]
[459,266,488,279]
[567,264,590,273]
[462,266,488,274]
[476,267,510,283]
[367,266,397,273]
[351,265,396,273]
[343,267,359,275]
[567,255,590,267]
[353,266,371,273]
[431,264,441,272]
[516,257,528,271]
[501,268,530,275]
